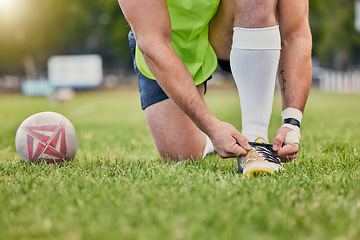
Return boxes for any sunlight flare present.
[0,0,17,13]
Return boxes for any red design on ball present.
[25,123,69,163]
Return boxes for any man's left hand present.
[273,126,299,162]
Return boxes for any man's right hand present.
[208,120,251,158]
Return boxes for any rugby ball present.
[15,112,78,163]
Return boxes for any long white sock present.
[230,26,281,143]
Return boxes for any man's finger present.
[277,143,298,158]
[230,144,248,158]
[217,144,247,159]
[234,132,251,151]
[273,130,286,151]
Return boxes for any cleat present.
[238,138,283,176]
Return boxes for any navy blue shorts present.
[128,30,209,110]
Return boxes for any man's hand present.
[273,126,299,162]
[208,120,251,159]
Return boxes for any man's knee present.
[235,0,278,27]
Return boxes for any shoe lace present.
[250,142,280,164]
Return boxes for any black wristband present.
[283,118,301,128]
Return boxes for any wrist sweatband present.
[281,108,303,144]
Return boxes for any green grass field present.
[0,88,359,240]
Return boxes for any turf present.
[0,88,359,240]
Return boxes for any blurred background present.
[0,0,360,94]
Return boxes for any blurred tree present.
[0,0,131,76]
[1,0,359,76]
[310,0,360,70]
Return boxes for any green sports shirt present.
[135,0,220,85]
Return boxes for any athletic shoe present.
[237,138,283,176]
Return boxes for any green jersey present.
[135,0,220,85]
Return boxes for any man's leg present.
[144,83,211,161]
[211,0,283,175]
[231,0,279,143]
[211,0,279,143]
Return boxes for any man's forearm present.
[277,0,312,113]
[278,34,312,112]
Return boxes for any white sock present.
[202,134,214,158]
[230,26,281,143]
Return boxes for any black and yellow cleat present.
[237,138,283,176]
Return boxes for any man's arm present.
[273,0,312,160]
[277,0,312,111]
[118,0,250,158]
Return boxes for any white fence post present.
[319,68,360,93]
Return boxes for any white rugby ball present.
[15,112,78,163]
